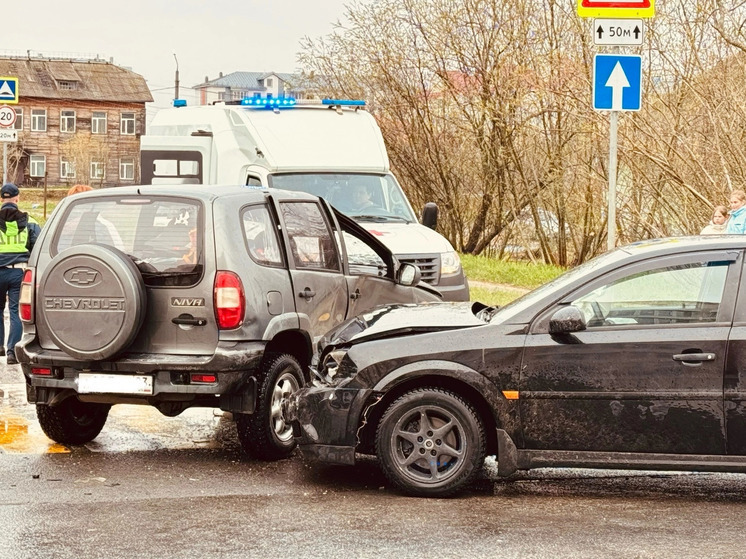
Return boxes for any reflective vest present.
[0,220,32,254]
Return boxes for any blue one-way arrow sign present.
[593,54,642,111]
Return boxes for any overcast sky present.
[1,0,350,114]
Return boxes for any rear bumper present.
[17,338,266,413]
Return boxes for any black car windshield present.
[270,173,418,222]
[54,195,203,287]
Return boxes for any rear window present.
[54,195,203,287]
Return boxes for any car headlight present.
[322,349,356,382]
[440,251,461,277]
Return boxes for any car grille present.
[398,255,440,285]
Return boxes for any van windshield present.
[269,173,418,223]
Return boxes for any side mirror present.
[422,202,438,230]
[397,262,422,286]
[549,306,587,334]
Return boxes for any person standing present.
[0,183,41,365]
[700,205,729,234]
[726,190,746,234]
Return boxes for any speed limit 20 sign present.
[0,105,16,128]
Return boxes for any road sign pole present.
[608,110,619,250]
[2,143,6,185]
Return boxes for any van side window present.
[246,176,262,187]
[280,201,340,272]
[242,205,283,266]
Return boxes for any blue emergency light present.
[322,99,366,106]
[241,97,297,107]
[173,99,187,107]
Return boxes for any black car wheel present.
[236,353,304,461]
[36,398,111,445]
[375,387,485,497]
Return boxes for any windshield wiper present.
[350,214,411,223]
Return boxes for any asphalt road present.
[3,360,746,559]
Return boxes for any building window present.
[60,158,76,179]
[120,158,135,181]
[91,160,105,179]
[31,109,47,132]
[58,80,78,90]
[30,155,46,177]
[120,112,135,135]
[92,111,107,134]
[13,108,22,130]
[266,78,273,87]
[60,110,76,133]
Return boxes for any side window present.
[242,205,283,266]
[280,201,340,271]
[572,261,729,327]
[340,230,386,276]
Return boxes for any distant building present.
[0,54,152,187]
[193,71,311,105]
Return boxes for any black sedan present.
[285,237,746,497]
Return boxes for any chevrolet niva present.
[287,237,746,496]
[17,185,440,459]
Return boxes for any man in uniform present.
[0,183,41,365]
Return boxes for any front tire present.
[375,387,485,497]
[236,353,304,461]
[36,398,111,445]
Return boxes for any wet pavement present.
[4,348,746,558]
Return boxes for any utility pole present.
[173,52,180,101]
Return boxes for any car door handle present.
[298,288,316,300]
[672,353,715,363]
[172,314,207,326]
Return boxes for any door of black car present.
[519,251,740,455]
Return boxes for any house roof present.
[0,56,153,103]
[194,71,297,90]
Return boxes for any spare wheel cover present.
[39,244,147,360]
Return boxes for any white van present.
[140,99,469,301]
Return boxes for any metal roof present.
[194,71,297,90]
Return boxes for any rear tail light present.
[191,373,217,384]
[214,271,245,329]
[20,268,34,323]
[31,367,53,376]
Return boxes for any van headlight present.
[440,251,461,277]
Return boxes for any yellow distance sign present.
[578,0,654,19]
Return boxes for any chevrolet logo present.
[64,267,101,287]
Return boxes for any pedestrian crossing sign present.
[0,77,19,104]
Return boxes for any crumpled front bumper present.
[285,382,373,466]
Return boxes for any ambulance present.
[140,98,469,301]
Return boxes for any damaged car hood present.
[320,302,487,347]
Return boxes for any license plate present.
[78,373,154,395]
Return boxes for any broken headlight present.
[321,349,357,383]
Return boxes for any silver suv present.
[17,185,439,459]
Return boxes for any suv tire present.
[38,244,147,360]
[375,387,486,497]
[236,353,304,460]
[36,398,111,445]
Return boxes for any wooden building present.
[0,55,152,187]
